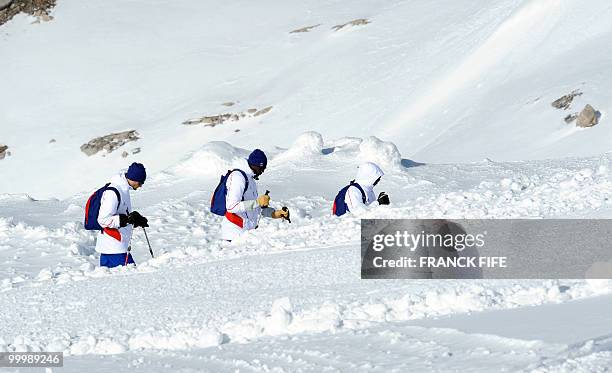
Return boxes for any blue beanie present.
[247,149,267,168]
[126,162,147,184]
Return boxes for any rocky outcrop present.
[121,147,141,158]
[332,18,370,32]
[0,0,55,26]
[30,7,53,22]
[0,0,13,11]
[551,90,582,110]
[550,89,602,127]
[80,130,139,156]
[576,104,600,128]
[564,113,578,124]
[289,24,321,34]
[182,106,273,127]
[254,106,273,117]
[182,113,233,126]
[0,144,8,160]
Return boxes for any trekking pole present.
[142,227,154,258]
[125,229,134,266]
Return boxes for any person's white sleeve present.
[226,172,258,213]
[97,190,121,228]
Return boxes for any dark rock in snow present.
[254,106,273,117]
[80,130,140,156]
[551,90,582,110]
[332,19,370,32]
[183,114,233,127]
[0,0,56,26]
[564,113,578,124]
[289,24,321,34]
[183,106,273,126]
[0,144,9,160]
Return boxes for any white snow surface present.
[2,132,612,371]
[1,0,612,198]
[2,0,612,371]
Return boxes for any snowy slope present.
[2,0,612,371]
[4,132,612,283]
[2,133,612,371]
[1,0,612,198]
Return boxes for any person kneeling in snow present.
[332,162,390,216]
[94,163,149,268]
[221,149,289,242]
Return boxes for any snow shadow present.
[401,159,425,168]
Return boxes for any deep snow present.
[2,132,612,371]
[2,0,612,372]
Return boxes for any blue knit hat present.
[247,149,267,168]
[126,162,146,184]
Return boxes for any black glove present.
[119,214,128,227]
[272,207,290,221]
[377,192,390,205]
[127,211,149,228]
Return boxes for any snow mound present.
[358,136,402,170]
[264,297,294,335]
[326,136,363,152]
[274,131,324,162]
[169,141,250,177]
[274,133,404,173]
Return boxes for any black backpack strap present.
[349,182,367,204]
[231,169,249,201]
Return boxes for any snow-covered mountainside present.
[1,0,612,198]
[2,0,612,372]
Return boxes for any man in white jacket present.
[95,162,149,268]
[333,162,390,216]
[222,149,289,241]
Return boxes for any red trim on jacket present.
[103,227,122,241]
[225,212,244,228]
